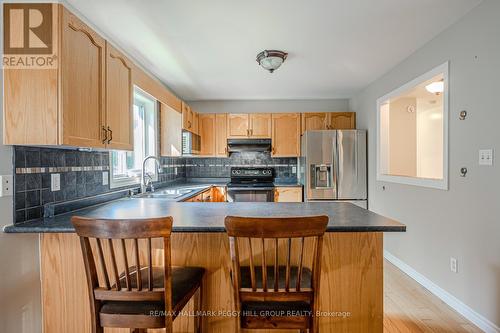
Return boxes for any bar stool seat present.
[101,266,205,317]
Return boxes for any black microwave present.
[182,130,201,155]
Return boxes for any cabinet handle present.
[107,126,113,144]
[188,121,191,128]
[272,147,276,155]
[250,129,253,136]
[102,126,108,143]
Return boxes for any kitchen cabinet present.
[271,113,301,157]
[182,102,199,134]
[160,103,182,156]
[215,114,228,156]
[3,5,136,150]
[4,5,107,147]
[105,43,133,150]
[301,112,356,134]
[274,186,303,202]
[301,113,329,134]
[199,114,216,156]
[184,187,226,202]
[249,113,272,138]
[328,112,356,129]
[60,8,107,148]
[182,102,194,132]
[212,186,227,202]
[227,114,249,138]
[228,113,271,138]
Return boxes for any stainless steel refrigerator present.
[299,130,367,208]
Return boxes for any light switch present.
[51,173,60,191]
[479,149,493,166]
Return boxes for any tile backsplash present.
[185,152,298,181]
[13,147,185,224]
[13,147,297,224]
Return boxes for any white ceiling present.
[65,0,481,101]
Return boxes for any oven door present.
[227,188,274,202]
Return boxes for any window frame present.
[110,87,159,189]
[376,61,449,190]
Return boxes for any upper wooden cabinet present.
[199,113,228,156]
[215,114,228,156]
[105,44,133,150]
[301,112,356,134]
[61,8,106,148]
[3,5,134,150]
[181,102,199,135]
[199,114,216,156]
[160,103,182,157]
[301,113,329,134]
[249,113,272,138]
[329,112,356,129]
[228,113,271,138]
[227,114,249,138]
[272,113,301,157]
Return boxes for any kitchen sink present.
[134,188,196,199]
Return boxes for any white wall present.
[0,4,42,331]
[350,0,500,329]
[188,99,350,114]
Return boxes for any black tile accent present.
[13,146,187,223]
[25,190,40,208]
[25,148,41,167]
[26,173,41,190]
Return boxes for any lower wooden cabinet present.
[184,187,227,202]
[274,186,303,202]
[271,113,301,157]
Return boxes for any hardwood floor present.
[384,261,481,333]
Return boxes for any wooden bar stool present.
[72,216,205,333]
[225,215,328,332]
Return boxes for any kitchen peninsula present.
[5,189,405,333]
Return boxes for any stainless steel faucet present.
[141,155,161,193]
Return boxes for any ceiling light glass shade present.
[425,81,444,94]
[256,50,288,73]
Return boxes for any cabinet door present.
[215,114,228,156]
[227,114,249,138]
[61,8,106,148]
[249,113,271,138]
[160,103,182,156]
[301,113,328,134]
[105,43,133,150]
[199,114,216,156]
[192,112,199,135]
[182,102,193,131]
[272,113,301,157]
[328,112,356,129]
[274,187,303,202]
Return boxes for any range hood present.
[227,139,272,153]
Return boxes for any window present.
[376,62,448,190]
[110,88,158,188]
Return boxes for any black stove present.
[226,167,275,202]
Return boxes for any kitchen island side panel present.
[41,232,382,332]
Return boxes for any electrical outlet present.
[0,175,13,197]
[292,166,297,174]
[51,173,60,191]
[102,172,109,186]
[479,149,493,166]
[174,167,178,175]
[450,257,458,273]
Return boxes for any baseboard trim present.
[384,250,500,333]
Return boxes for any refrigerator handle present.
[334,133,339,192]
[355,133,358,179]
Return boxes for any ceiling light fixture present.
[256,50,288,73]
[425,80,444,95]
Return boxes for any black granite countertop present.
[4,198,405,233]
